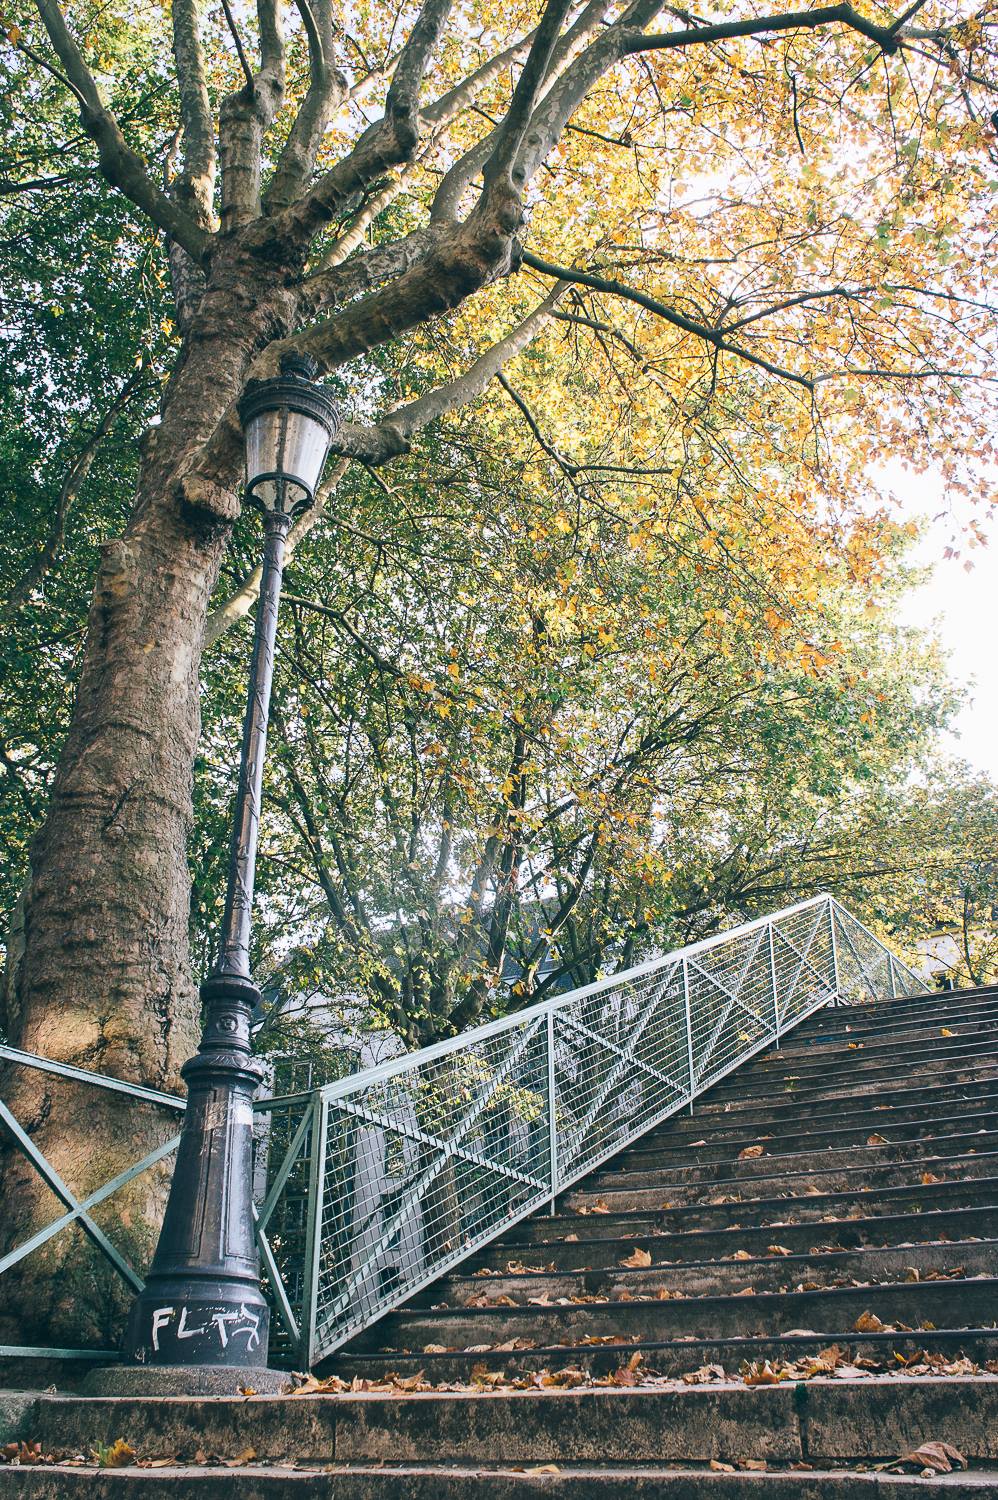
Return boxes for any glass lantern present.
[238,353,340,515]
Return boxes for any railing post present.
[829,897,841,1006]
[767,920,780,1045]
[299,1092,328,1369]
[682,959,695,1114]
[889,955,898,1000]
[546,1008,558,1215]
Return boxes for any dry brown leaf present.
[898,1441,966,1474]
[767,1245,792,1257]
[741,1360,791,1386]
[710,1460,736,1472]
[682,1363,726,1384]
[867,1134,889,1146]
[921,1171,944,1185]
[940,1028,955,1037]
[223,1447,257,1469]
[564,1233,580,1242]
[423,1343,451,1354]
[739,1458,768,1471]
[526,1465,561,1474]
[95,1440,136,1470]
[619,1247,652,1268]
[738,1145,765,1160]
[854,1311,884,1332]
[735,1286,756,1296]
[731,1248,753,1261]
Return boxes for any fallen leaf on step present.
[93,1440,136,1470]
[690,1139,708,1146]
[738,1145,765,1159]
[709,1460,736,1472]
[767,1245,792,1256]
[847,1042,862,1050]
[223,1448,257,1469]
[940,1028,955,1037]
[619,1247,652,1268]
[423,1343,451,1354]
[682,1364,726,1384]
[739,1459,768,1470]
[854,1310,884,1332]
[921,1171,944,1184]
[741,1360,791,1385]
[564,1233,580,1242]
[525,1465,561,1474]
[735,1286,756,1296]
[867,1134,889,1145]
[897,1441,966,1474]
[731,1250,753,1260]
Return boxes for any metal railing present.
[0,894,925,1368]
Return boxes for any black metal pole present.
[123,509,292,1371]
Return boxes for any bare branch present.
[521,249,815,389]
[32,0,212,263]
[218,0,286,229]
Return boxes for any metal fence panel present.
[0,894,928,1368]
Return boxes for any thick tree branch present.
[32,0,212,263]
[263,0,349,214]
[170,0,217,228]
[218,0,286,229]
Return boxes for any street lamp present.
[121,354,339,1382]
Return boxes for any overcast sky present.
[875,459,995,781]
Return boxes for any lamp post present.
[122,354,339,1379]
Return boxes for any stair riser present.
[589,1132,998,1186]
[505,1176,998,1241]
[568,1152,998,1209]
[619,1113,998,1166]
[427,1240,998,1305]
[8,1472,998,1498]
[471,1206,998,1271]
[752,1033,998,1077]
[689,1076,998,1125]
[700,1055,998,1104]
[630,1096,998,1154]
[623,1102,998,1157]
[335,1330,998,1383]
[365,1278,998,1352]
[780,1004,998,1046]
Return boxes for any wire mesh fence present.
[0,894,926,1368]
[283,894,926,1364]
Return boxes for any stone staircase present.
[3,983,998,1493]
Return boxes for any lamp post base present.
[81,1363,290,1397]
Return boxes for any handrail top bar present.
[0,1044,187,1111]
[315,892,834,1106]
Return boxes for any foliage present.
[3,0,998,1044]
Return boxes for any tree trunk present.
[0,253,288,1348]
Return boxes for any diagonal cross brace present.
[0,1098,147,1293]
[316,1017,546,1331]
[773,905,832,1022]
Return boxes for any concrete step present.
[470,1204,998,1273]
[620,1099,998,1158]
[700,1052,998,1105]
[423,1238,998,1308]
[627,1086,996,1140]
[750,1031,998,1076]
[587,1129,998,1188]
[3,1379,997,1473]
[687,1071,998,1125]
[7,1461,998,1497]
[357,1276,998,1354]
[336,1326,998,1384]
[567,1150,998,1212]
[499,1175,998,1245]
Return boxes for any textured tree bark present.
[0,257,288,1348]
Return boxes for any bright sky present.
[874,459,997,782]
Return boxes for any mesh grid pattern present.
[254,896,927,1364]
